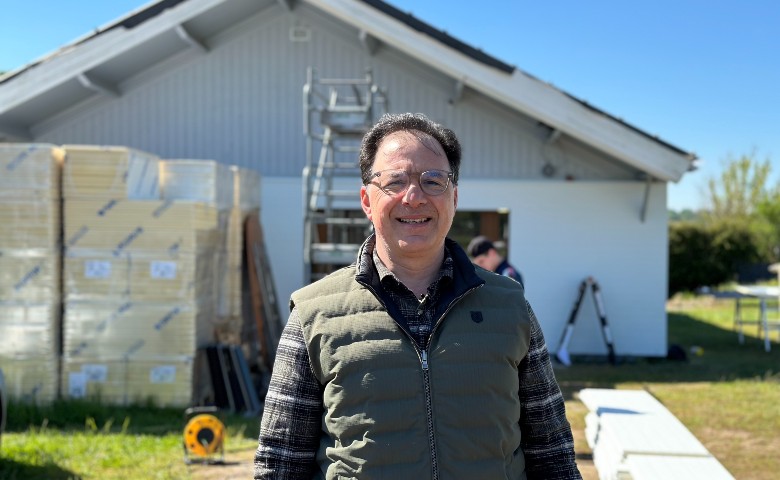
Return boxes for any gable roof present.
[0,0,696,182]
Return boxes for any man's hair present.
[466,235,495,258]
[359,112,461,185]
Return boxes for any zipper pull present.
[421,350,429,370]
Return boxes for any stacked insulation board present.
[61,146,221,407]
[161,159,241,344]
[0,143,64,404]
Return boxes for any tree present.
[704,151,771,220]
[756,189,780,262]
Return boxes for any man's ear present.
[453,185,458,209]
[360,185,372,219]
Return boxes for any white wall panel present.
[458,179,669,357]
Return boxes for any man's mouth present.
[398,218,430,224]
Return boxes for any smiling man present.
[255,113,581,480]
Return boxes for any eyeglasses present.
[366,169,454,196]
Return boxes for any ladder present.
[555,276,617,366]
[302,68,387,283]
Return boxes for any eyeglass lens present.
[374,169,451,195]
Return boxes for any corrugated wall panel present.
[37,2,637,181]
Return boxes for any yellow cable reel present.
[183,412,225,460]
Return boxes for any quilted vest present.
[292,260,531,480]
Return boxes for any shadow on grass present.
[0,458,80,480]
[555,311,780,401]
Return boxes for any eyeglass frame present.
[364,168,456,196]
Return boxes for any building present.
[0,0,695,357]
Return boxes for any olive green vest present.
[292,265,531,480]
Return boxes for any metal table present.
[733,285,780,352]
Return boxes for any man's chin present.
[395,238,440,255]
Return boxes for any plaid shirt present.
[372,247,454,349]
[255,241,581,479]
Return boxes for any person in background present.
[254,112,581,479]
[467,235,524,288]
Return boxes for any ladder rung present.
[323,190,359,199]
[322,162,358,169]
[316,217,370,226]
[311,243,360,264]
[333,146,361,153]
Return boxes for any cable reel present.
[183,407,225,464]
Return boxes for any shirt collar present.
[371,242,454,293]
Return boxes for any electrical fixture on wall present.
[289,26,311,42]
[541,162,556,178]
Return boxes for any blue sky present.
[2,0,778,211]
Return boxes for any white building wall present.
[460,179,669,357]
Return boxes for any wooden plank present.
[244,214,282,371]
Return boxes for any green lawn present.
[1,297,778,479]
[557,297,780,480]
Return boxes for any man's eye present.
[388,178,405,185]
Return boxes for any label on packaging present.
[82,364,108,383]
[68,372,88,398]
[150,365,176,384]
[150,261,177,279]
[85,260,112,279]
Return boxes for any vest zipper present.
[420,349,438,480]
[421,283,481,480]
[361,278,483,480]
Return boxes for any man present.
[467,235,525,288]
[255,113,581,479]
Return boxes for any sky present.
[1,0,779,211]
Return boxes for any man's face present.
[472,249,500,271]
[360,130,458,263]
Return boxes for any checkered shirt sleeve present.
[519,301,582,479]
[254,308,322,479]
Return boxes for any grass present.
[1,296,778,479]
[0,401,259,479]
[557,296,780,480]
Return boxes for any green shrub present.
[669,220,762,296]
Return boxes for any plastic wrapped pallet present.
[64,199,222,254]
[60,300,213,407]
[0,253,60,304]
[62,145,161,200]
[0,143,63,405]
[160,159,234,211]
[232,165,261,212]
[63,356,195,408]
[0,303,60,404]
[64,248,216,303]
[159,159,238,343]
[0,143,64,199]
[61,197,223,407]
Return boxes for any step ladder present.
[302,68,387,283]
[555,276,617,366]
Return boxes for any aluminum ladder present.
[302,68,387,283]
